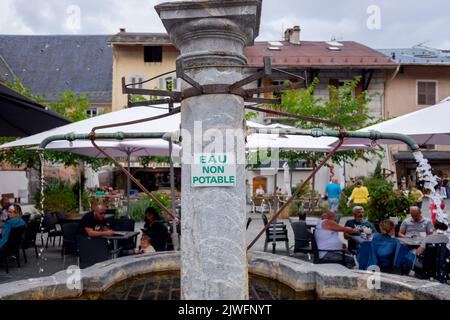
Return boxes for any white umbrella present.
[0,105,181,148]
[338,97,450,146]
[282,162,292,196]
[34,139,180,158]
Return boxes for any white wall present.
[247,166,330,196]
[0,171,29,201]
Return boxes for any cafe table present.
[349,234,423,249]
[103,231,139,258]
[288,216,320,229]
[397,236,423,248]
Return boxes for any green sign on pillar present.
[191,153,236,187]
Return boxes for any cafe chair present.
[21,213,31,223]
[310,230,348,266]
[77,235,110,269]
[55,211,69,226]
[289,222,313,258]
[41,212,63,248]
[246,217,252,230]
[21,220,40,263]
[61,222,80,263]
[261,213,289,254]
[0,226,26,273]
[414,243,450,283]
[109,218,137,254]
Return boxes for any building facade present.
[379,46,450,186]
[106,27,397,195]
[107,31,180,111]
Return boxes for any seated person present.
[143,206,170,252]
[0,198,11,222]
[133,233,156,254]
[344,206,377,238]
[371,220,400,271]
[255,185,265,196]
[398,206,433,238]
[314,211,359,266]
[415,220,449,256]
[0,205,26,250]
[77,204,115,237]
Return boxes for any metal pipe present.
[168,101,179,251]
[127,152,131,218]
[38,132,168,150]
[251,127,420,151]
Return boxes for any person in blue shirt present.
[324,178,342,212]
[344,206,377,251]
[344,206,377,236]
[0,205,26,250]
[371,219,400,270]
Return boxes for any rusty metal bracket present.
[176,59,203,93]
[122,56,306,106]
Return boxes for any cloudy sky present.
[1,0,449,49]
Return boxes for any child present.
[134,233,156,254]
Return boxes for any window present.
[271,80,285,98]
[129,76,144,89]
[86,109,97,117]
[86,107,104,118]
[417,81,437,106]
[419,144,436,150]
[144,46,163,63]
[159,76,179,91]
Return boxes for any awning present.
[0,82,70,137]
[394,151,450,161]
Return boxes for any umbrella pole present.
[127,152,131,218]
[78,160,84,214]
[168,101,179,251]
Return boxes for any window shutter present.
[417,81,437,105]
[159,78,164,90]
[355,82,363,97]
[173,78,178,91]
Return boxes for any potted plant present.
[364,178,412,227]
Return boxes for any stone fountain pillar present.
[156,0,262,300]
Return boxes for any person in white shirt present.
[134,233,156,254]
[315,211,359,267]
[255,185,265,195]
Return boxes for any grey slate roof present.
[378,46,450,65]
[0,54,15,84]
[0,35,113,102]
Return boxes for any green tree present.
[372,160,383,179]
[49,90,90,122]
[275,76,382,170]
[0,78,110,170]
[4,78,45,103]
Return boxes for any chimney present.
[119,28,126,33]
[284,26,301,45]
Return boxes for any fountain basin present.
[0,251,448,300]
